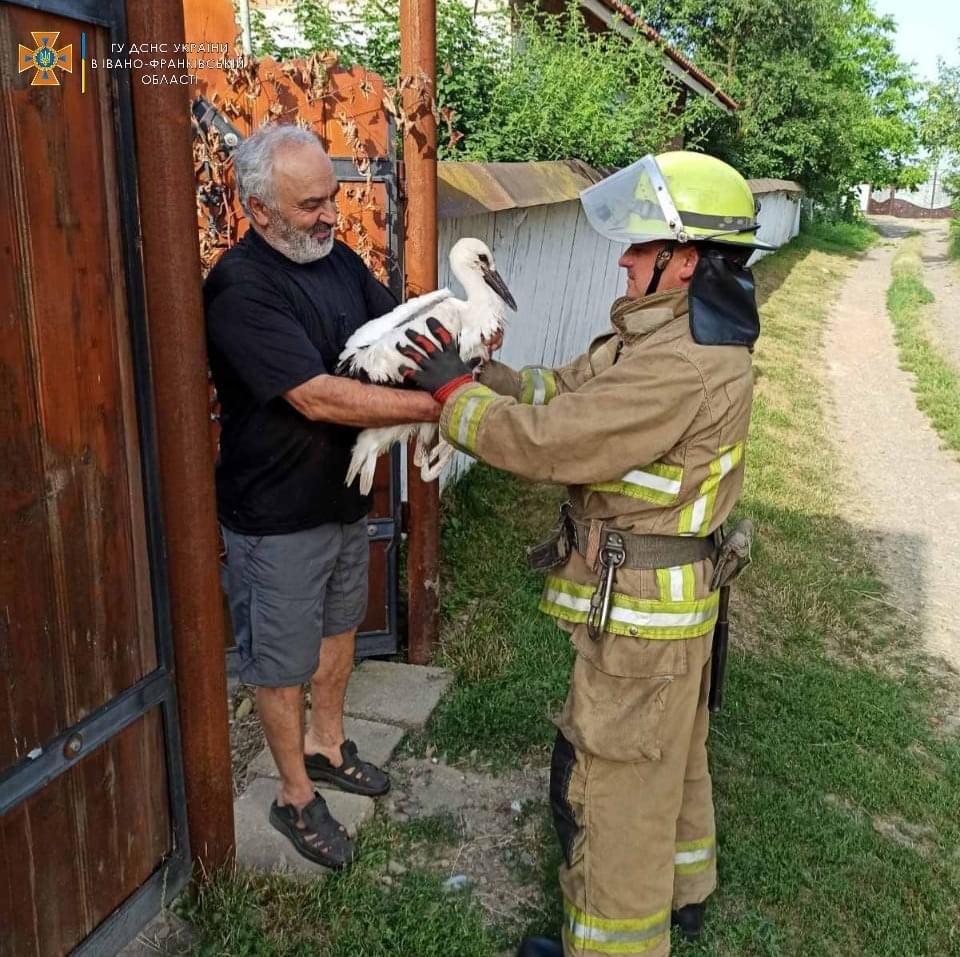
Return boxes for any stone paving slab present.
[235,778,375,878]
[248,715,406,781]
[344,660,454,729]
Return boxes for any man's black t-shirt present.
[204,229,397,534]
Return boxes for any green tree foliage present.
[639,0,925,207]
[252,0,692,164]
[920,54,960,157]
[919,49,960,252]
[462,6,693,165]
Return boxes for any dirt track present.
[918,219,960,370]
[824,217,960,674]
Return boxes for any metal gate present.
[0,1,191,953]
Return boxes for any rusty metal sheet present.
[748,178,804,197]
[438,159,599,220]
[437,162,515,219]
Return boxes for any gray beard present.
[264,209,335,263]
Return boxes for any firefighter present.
[399,151,775,957]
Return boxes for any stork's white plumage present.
[339,238,517,494]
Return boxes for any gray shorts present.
[221,520,369,687]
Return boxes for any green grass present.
[887,237,960,454]
[183,218,960,955]
[177,816,511,956]
[427,218,960,954]
[794,218,878,254]
[949,217,960,260]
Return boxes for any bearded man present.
[204,124,439,868]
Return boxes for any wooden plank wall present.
[749,190,802,262]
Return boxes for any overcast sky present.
[873,0,960,81]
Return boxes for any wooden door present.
[0,2,190,953]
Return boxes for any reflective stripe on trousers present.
[563,901,670,955]
[674,836,715,875]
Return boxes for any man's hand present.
[398,317,475,403]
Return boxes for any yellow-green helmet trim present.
[579,151,778,251]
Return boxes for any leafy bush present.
[798,218,878,253]
[459,4,693,166]
[254,0,694,164]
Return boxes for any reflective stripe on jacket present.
[439,286,753,642]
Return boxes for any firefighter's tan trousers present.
[551,629,716,957]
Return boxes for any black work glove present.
[398,317,475,402]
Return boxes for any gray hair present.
[233,124,326,215]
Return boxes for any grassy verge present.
[182,219,960,955]
[949,216,960,260]
[177,816,510,956]
[887,237,960,453]
[430,218,960,954]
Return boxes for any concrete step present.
[247,715,405,782]
[234,777,375,879]
[344,660,454,729]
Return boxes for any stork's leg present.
[420,440,455,482]
[413,422,439,469]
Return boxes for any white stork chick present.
[339,237,517,494]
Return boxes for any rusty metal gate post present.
[126,0,235,871]
[400,0,441,665]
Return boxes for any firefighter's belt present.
[566,516,716,570]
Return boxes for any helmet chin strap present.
[645,244,675,296]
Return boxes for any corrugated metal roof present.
[438,160,603,219]
[747,178,804,197]
[439,162,803,219]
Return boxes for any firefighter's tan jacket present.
[438,286,754,653]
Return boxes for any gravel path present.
[824,221,960,673]
[916,219,960,371]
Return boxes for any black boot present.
[516,938,563,957]
[671,902,706,940]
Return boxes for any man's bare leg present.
[304,627,356,767]
[256,685,314,808]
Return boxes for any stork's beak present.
[481,263,517,311]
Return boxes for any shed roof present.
[438,161,803,219]
[747,178,804,197]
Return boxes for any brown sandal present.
[269,792,354,869]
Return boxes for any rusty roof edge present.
[748,178,804,197]
[438,160,599,219]
[590,0,739,113]
[438,163,804,220]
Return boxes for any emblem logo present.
[18,31,73,86]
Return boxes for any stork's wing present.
[338,288,453,368]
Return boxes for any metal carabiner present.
[586,533,625,640]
